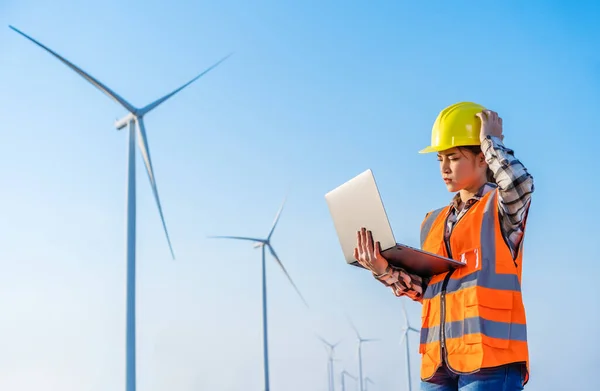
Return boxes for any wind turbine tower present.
[364,376,375,391]
[317,335,341,391]
[400,300,420,391]
[208,196,308,391]
[9,25,231,391]
[340,370,358,391]
[348,318,377,391]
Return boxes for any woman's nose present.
[441,161,451,173]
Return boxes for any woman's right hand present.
[476,109,504,142]
[353,227,389,275]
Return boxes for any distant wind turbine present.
[347,317,378,391]
[400,300,420,391]
[317,334,342,391]
[208,195,308,391]
[364,376,375,391]
[9,25,231,391]
[340,370,358,391]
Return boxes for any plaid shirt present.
[374,135,534,301]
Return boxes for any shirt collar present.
[450,182,497,211]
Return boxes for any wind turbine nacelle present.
[114,113,135,130]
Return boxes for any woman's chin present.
[444,181,460,192]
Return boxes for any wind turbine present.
[9,25,231,391]
[347,318,378,391]
[340,370,358,391]
[364,377,375,391]
[208,195,308,391]
[400,300,420,391]
[316,334,342,391]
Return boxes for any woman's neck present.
[458,177,488,205]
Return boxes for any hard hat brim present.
[419,140,481,154]
[418,145,442,154]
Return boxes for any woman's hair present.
[458,145,496,184]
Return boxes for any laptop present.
[324,169,465,277]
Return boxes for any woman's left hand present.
[476,109,504,142]
[353,227,389,275]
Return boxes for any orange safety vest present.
[418,189,529,384]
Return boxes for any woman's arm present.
[373,265,428,302]
[481,135,534,258]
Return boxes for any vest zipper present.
[440,238,454,362]
[440,215,458,367]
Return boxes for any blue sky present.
[1,1,599,390]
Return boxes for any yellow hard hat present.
[419,101,487,154]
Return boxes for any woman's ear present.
[478,152,487,167]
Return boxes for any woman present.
[354,102,534,390]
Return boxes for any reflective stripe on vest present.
[418,190,529,384]
[420,207,444,249]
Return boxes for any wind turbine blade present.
[267,245,309,308]
[399,329,408,346]
[402,299,420,333]
[207,235,263,243]
[267,194,287,240]
[315,334,333,348]
[136,117,175,259]
[361,338,379,342]
[139,53,233,116]
[401,299,409,328]
[9,26,136,113]
[345,315,361,339]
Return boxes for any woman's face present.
[437,147,487,192]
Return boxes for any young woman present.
[353,102,534,390]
